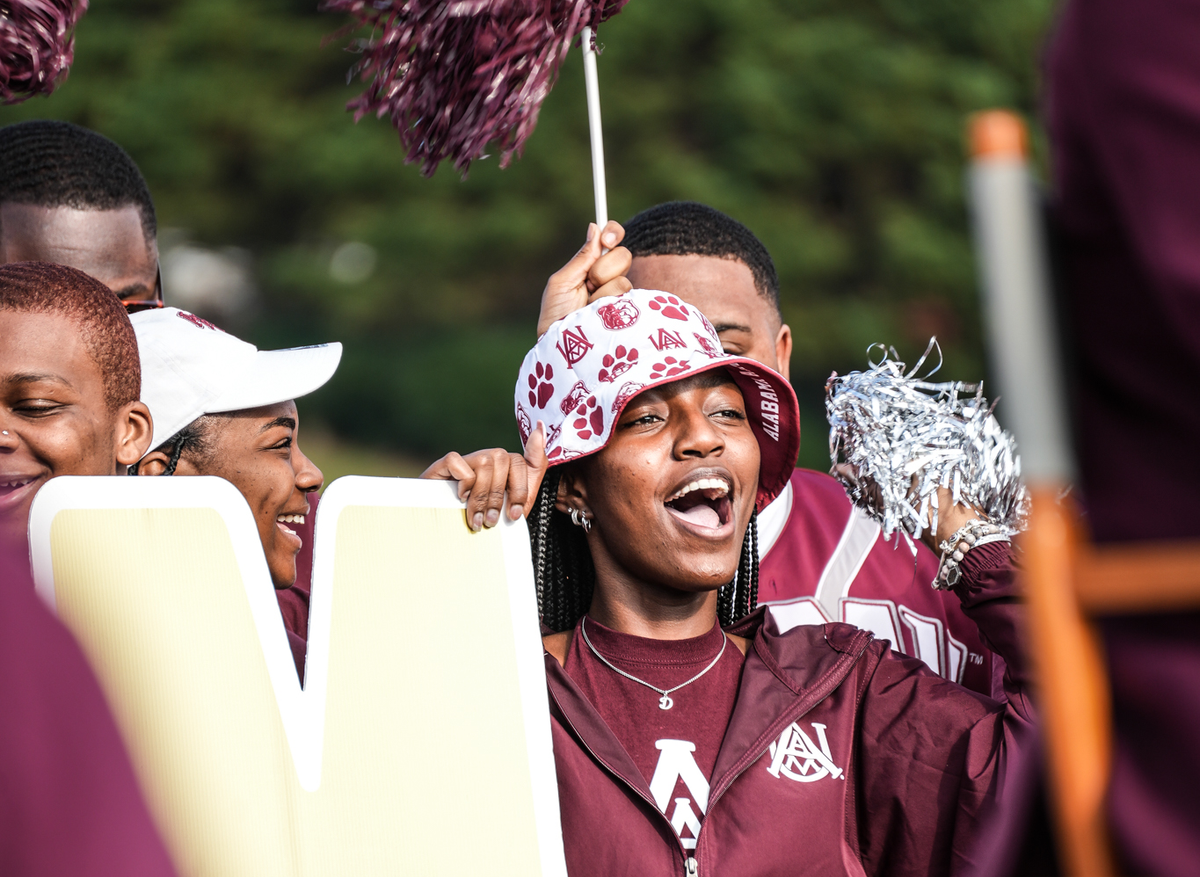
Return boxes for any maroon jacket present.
[545,544,1031,877]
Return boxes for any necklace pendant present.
[658,694,674,710]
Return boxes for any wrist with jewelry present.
[933,519,1010,590]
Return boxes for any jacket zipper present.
[685,856,698,875]
[545,685,690,866]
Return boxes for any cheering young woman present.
[439,289,1031,877]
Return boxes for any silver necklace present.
[579,616,728,710]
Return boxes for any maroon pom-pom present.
[323,0,629,177]
[0,0,88,105]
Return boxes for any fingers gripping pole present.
[581,26,608,228]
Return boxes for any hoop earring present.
[569,507,592,533]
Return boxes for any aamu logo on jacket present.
[766,722,843,783]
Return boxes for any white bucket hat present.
[131,307,343,452]
[515,289,800,511]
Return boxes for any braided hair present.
[129,416,217,477]
[529,469,760,632]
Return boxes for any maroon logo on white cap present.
[694,333,722,358]
[597,299,640,330]
[647,294,690,321]
[556,326,594,366]
[177,312,221,332]
[649,329,686,352]
[570,395,605,441]
[517,404,532,444]
[611,381,644,413]
[597,345,638,383]
[527,362,555,409]
[559,381,591,416]
[650,357,691,380]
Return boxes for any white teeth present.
[276,514,305,525]
[665,477,730,503]
[0,478,33,489]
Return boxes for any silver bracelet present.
[933,520,1009,590]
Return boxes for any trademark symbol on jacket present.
[766,722,843,783]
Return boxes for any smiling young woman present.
[126,307,342,678]
[493,289,1035,877]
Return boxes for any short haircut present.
[623,201,780,314]
[0,262,141,410]
[0,121,156,244]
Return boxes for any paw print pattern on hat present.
[648,294,690,321]
[598,345,638,383]
[572,396,604,441]
[514,289,801,511]
[650,357,691,380]
[527,362,555,409]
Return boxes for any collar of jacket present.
[542,607,877,811]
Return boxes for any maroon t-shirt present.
[562,616,746,851]
[759,469,996,696]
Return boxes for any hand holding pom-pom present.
[826,340,1029,550]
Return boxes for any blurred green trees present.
[0,0,1055,468]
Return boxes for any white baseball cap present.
[131,307,343,453]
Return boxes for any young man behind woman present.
[537,203,997,695]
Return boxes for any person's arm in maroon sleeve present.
[0,557,178,877]
[953,542,1034,720]
[852,542,1034,877]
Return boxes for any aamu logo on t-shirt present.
[649,740,709,850]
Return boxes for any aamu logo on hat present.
[131,307,342,453]
[515,290,800,511]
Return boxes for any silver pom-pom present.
[826,339,1029,543]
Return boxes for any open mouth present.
[664,477,732,530]
[0,477,35,498]
[276,513,305,538]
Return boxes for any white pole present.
[581,26,608,229]
[967,111,1075,484]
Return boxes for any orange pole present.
[1019,485,1115,876]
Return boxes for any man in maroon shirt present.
[536,203,997,695]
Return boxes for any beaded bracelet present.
[933,520,1009,590]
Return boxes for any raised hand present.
[536,221,632,338]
